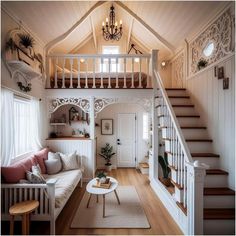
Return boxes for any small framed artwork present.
[101,119,113,135]
[218,67,224,79]
[214,66,218,77]
[223,77,229,90]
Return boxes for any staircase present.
[158,88,235,235]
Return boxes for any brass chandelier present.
[102,5,122,41]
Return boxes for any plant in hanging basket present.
[5,38,17,53]
[197,58,208,70]
[17,33,35,58]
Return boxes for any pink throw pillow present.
[1,157,35,183]
[34,148,49,174]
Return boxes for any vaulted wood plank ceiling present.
[2,1,228,59]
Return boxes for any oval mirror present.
[203,42,214,57]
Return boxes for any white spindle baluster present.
[123,58,127,88]
[62,58,66,88]
[146,57,150,88]
[183,164,187,207]
[131,58,134,88]
[138,58,142,88]
[4,189,8,213]
[100,58,104,88]
[54,57,58,88]
[177,142,181,184]
[180,150,184,187]
[108,58,111,88]
[14,188,17,204]
[35,188,38,214]
[85,58,88,88]
[92,58,96,88]
[69,58,73,88]
[40,188,43,214]
[115,57,119,88]
[77,57,81,88]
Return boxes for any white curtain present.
[1,88,15,166]
[29,98,43,150]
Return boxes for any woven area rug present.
[70,186,150,228]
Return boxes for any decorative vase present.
[106,165,112,172]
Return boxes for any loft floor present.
[1,168,182,235]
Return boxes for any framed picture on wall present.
[101,119,113,135]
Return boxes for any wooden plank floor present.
[1,168,182,235]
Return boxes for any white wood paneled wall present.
[46,139,94,180]
[186,55,235,189]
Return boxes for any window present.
[101,46,120,72]
[203,42,214,57]
[13,97,33,157]
[143,113,149,140]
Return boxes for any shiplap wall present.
[186,55,235,189]
[46,139,95,180]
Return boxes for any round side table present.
[9,200,39,235]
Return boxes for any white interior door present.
[117,113,136,167]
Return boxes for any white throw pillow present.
[45,159,62,175]
[60,151,78,171]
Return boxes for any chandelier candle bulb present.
[120,20,122,25]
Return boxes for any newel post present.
[186,161,206,235]
[90,96,96,177]
[150,50,159,180]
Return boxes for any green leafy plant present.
[197,58,208,70]
[17,82,31,92]
[158,154,170,179]
[5,38,16,53]
[18,33,35,48]
[96,171,107,179]
[99,143,115,166]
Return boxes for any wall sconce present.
[161,60,168,69]
[80,58,85,63]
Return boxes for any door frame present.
[116,112,137,168]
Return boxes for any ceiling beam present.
[116,1,175,53]
[45,1,106,54]
[126,18,134,53]
[90,16,97,52]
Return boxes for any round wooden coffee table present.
[9,200,39,235]
[86,177,120,217]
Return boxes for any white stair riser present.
[173,187,184,203]
[192,157,219,168]
[177,117,203,127]
[205,174,228,187]
[182,129,209,139]
[204,220,235,235]
[173,107,197,116]
[169,98,192,105]
[166,90,188,96]
[204,195,235,208]
[187,142,213,153]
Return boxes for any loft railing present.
[151,50,207,235]
[46,54,151,89]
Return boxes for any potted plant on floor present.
[99,143,115,172]
[158,153,171,187]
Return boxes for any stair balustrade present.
[152,50,207,235]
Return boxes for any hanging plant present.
[17,81,32,92]
[5,38,17,53]
[17,33,35,49]
[197,59,208,70]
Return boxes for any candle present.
[120,20,122,25]
[115,21,118,27]
[102,22,105,26]
[106,18,108,23]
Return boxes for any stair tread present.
[165,88,186,90]
[155,95,190,98]
[204,187,235,195]
[176,201,187,215]
[173,104,194,107]
[204,208,235,219]
[139,162,149,168]
[181,126,207,129]
[191,153,219,157]
[206,169,228,175]
[186,139,213,142]
[176,115,200,118]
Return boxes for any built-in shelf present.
[6,60,42,80]
[50,123,67,126]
